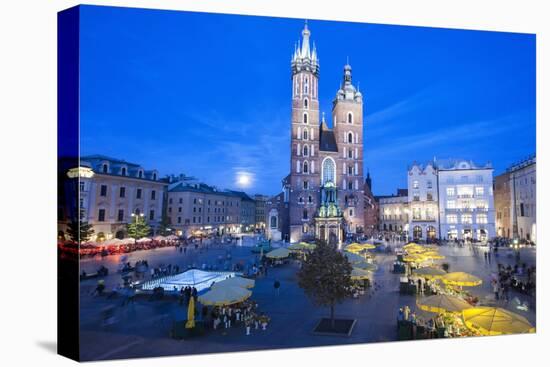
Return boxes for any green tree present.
[126,214,151,240]
[297,240,353,329]
[66,218,95,243]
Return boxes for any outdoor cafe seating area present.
[395,242,535,340]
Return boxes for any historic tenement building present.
[363,172,379,236]
[269,22,365,245]
[377,189,409,240]
[494,155,536,242]
[61,155,166,241]
[406,159,496,242]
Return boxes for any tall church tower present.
[288,22,320,243]
[332,63,365,234]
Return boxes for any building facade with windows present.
[377,189,409,240]
[254,194,269,231]
[76,155,165,241]
[166,181,242,237]
[226,190,256,232]
[437,160,495,241]
[363,173,379,237]
[494,155,536,242]
[408,163,439,241]
[271,22,365,245]
[494,171,512,238]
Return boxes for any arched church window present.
[348,165,353,175]
[270,216,277,228]
[348,112,353,123]
[304,77,309,94]
[303,129,308,140]
[303,112,308,124]
[303,209,308,220]
[322,158,336,184]
[348,181,353,190]
[303,145,308,156]
[303,161,309,173]
[304,98,309,109]
[348,132,353,144]
[348,149,353,159]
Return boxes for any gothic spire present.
[291,20,319,76]
[300,20,311,59]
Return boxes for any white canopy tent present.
[140,269,237,292]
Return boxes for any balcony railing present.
[412,217,437,222]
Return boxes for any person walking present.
[492,279,499,300]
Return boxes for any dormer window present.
[138,170,143,179]
[152,173,157,180]
[102,164,108,173]
[121,167,127,176]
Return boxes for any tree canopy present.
[298,240,353,327]
[66,219,95,243]
[126,215,151,239]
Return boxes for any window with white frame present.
[475,187,484,196]
[446,187,455,196]
[461,214,472,224]
[446,214,458,223]
[476,214,488,224]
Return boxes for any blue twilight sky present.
[79,5,536,196]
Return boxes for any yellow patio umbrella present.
[354,262,377,272]
[417,294,473,314]
[359,243,377,250]
[344,243,364,253]
[185,296,196,328]
[442,272,482,287]
[403,254,426,263]
[413,267,446,279]
[211,276,255,289]
[462,307,535,335]
[404,243,421,249]
[198,286,252,306]
[351,267,372,280]
[423,251,445,260]
[407,247,427,254]
[266,247,291,259]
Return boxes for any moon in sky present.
[235,171,254,188]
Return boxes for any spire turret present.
[291,21,319,76]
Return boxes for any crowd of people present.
[207,300,270,335]
[397,305,473,339]
[492,262,536,302]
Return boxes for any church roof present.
[319,122,338,152]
